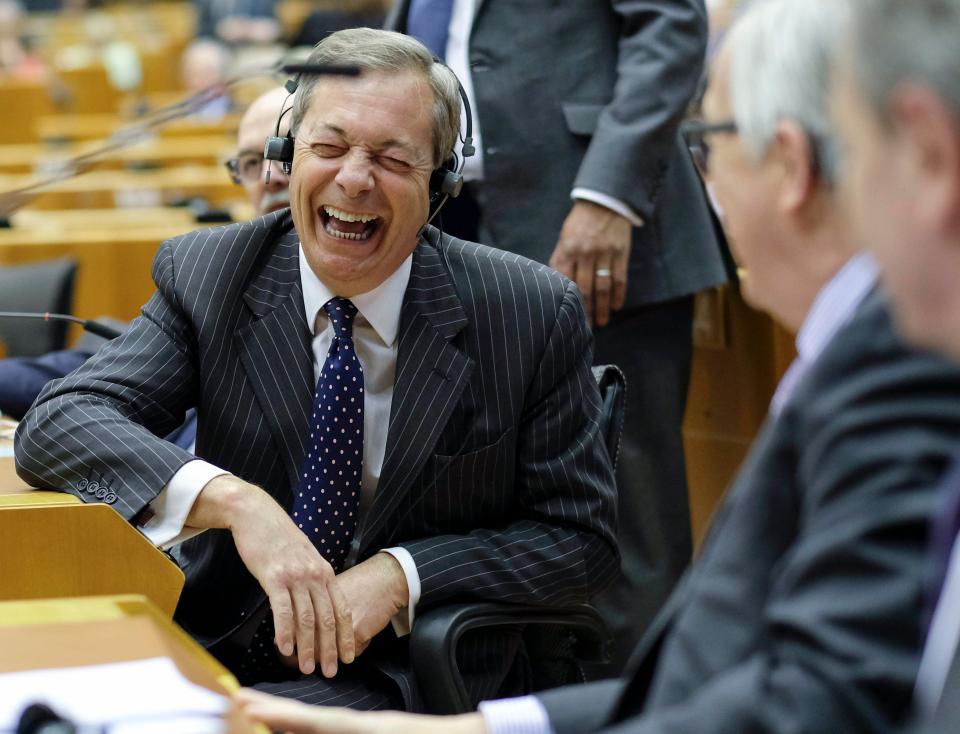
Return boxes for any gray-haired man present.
[16,28,618,709]
[830,1,960,729]
[235,2,960,731]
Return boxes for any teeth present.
[324,222,369,240]
[323,205,378,223]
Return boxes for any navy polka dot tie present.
[236,297,365,681]
[294,296,364,570]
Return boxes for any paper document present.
[0,657,229,733]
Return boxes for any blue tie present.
[236,297,365,682]
[294,297,364,571]
[407,0,454,58]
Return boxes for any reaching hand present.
[549,200,632,327]
[234,689,487,734]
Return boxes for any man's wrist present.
[375,550,410,607]
[188,474,261,532]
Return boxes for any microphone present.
[0,312,124,340]
[280,63,361,80]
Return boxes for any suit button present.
[103,493,117,504]
[95,486,108,500]
[469,56,489,72]
[485,147,498,156]
[77,478,88,491]
[86,481,100,495]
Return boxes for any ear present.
[769,119,818,215]
[888,82,960,232]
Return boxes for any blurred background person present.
[180,38,233,119]
[830,0,960,729]
[194,0,281,46]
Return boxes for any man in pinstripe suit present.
[14,28,618,710]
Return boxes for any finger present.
[291,586,316,675]
[573,253,597,322]
[326,578,356,664]
[593,258,614,327]
[549,239,577,281]
[611,248,629,312]
[313,583,339,678]
[269,588,296,658]
[235,689,344,734]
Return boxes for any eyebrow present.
[236,147,263,157]
[311,123,417,156]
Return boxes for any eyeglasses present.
[679,119,738,177]
[225,152,268,185]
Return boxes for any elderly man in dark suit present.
[234,1,960,732]
[386,0,729,668]
[830,1,960,730]
[15,29,618,711]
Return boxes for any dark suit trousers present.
[438,186,695,676]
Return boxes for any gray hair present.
[850,0,960,124]
[724,0,852,184]
[291,28,461,169]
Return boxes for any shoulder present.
[425,226,575,311]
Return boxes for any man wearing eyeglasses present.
[226,86,292,216]
[235,1,960,732]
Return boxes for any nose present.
[334,149,375,198]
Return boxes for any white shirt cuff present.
[478,695,556,734]
[140,460,228,550]
[381,546,420,637]
[572,188,644,227]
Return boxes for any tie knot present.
[323,297,358,338]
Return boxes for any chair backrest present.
[0,259,78,357]
[592,364,626,472]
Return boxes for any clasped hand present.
[220,480,409,678]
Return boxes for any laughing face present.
[290,70,436,296]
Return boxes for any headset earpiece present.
[263,79,298,179]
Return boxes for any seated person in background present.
[181,39,233,119]
[233,1,960,732]
[15,28,618,711]
[0,86,290,420]
[194,0,281,46]
[829,0,960,729]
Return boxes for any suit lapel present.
[235,228,314,497]
[358,234,473,552]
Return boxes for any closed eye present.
[378,155,412,173]
[313,143,347,157]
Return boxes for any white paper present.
[0,657,228,733]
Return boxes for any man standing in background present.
[386,0,727,673]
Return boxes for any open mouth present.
[320,205,382,242]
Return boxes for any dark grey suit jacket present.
[14,211,618,699]
[535,289,960,733]
[386,0,727,308]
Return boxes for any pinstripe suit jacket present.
[14,210,619,702]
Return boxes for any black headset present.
[263,60,475,215]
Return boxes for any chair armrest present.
[410,601,611,714]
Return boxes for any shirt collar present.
[299,245,413,347]
[795,251,880,364]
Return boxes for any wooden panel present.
[0,80,54,145]
[36,113,240,143]
[683,285,794,549]
[0,504,184,616]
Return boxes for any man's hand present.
[549,200,632,327]
[234,689,487,734]
[336,552,410,655]
[187,475,355,678]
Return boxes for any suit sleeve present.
[398,281,620,608]
[14,240,199,522]
[574,0,708,220]
[571,337,960,733]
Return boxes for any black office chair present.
[410,364,626,714]
[0,258,78,357]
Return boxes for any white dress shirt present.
[479,252,880,734]
[141,246,421,634]
[444,0,643,227]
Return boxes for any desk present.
[0,165,242,210]
[0,135,237,175]
[36,113,241,143]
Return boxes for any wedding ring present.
[595,268,612,278]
